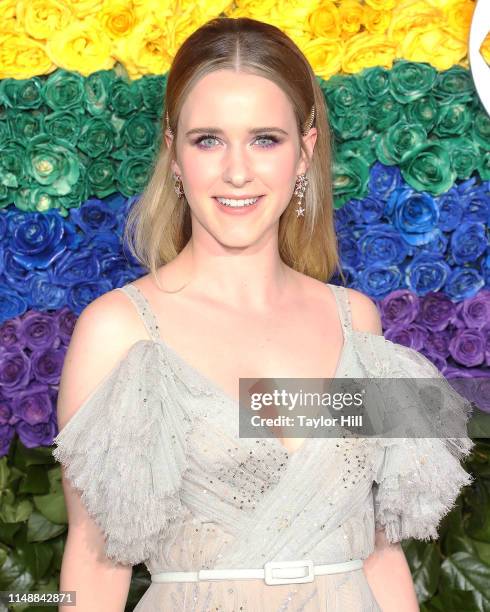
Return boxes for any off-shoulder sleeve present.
[52,340,192,566]
[355,333,476,544]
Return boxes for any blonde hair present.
[124,17,344,289]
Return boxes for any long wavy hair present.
[124,16,344,290]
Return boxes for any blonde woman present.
[53,17,474,612]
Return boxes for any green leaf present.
[16,542,53,582]
[19,466,49,496]
[440,552,490,609]
[26,512,65,544]
[32,491,67,525]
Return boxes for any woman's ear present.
[297,127,317,175]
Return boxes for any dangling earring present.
[294,104,315,217]
[294,173,308,217]
[173,172,184,198]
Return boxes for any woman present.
[53,17,474,612]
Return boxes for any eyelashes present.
[192,134,281,149]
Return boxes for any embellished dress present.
[52,282,475,612]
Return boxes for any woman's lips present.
[214,195,263,214]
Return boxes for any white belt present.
[151,558,363,586]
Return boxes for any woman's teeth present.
[216,196,259,207]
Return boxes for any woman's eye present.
[193,134,279,149]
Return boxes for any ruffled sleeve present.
[52,340,192,566]
[355,332,476,544]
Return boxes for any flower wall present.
[0,1,489,609]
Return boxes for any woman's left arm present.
[363,528,420,612]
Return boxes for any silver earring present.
[294,173,308,217]
[173,172,184,198]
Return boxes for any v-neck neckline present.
[155,331,354,459]
[124,281,353,460]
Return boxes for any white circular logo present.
[469,0,490,117]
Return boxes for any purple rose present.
[30,347,65,385]
[21,311,60,351]
[12,384,52,426]
[17,419,57,448]
[384,322,428,351]
[449,328,485,367]
[460,290,490,330]
[379,289,419,328]
[416,292,457,331]
[0,348,31,392]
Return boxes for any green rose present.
[78,116,116,159]
[322,74,366,117]
[109,79,143,117]
[121,112,157,151]
[25,134,80,196]
[375,120,427,165]
[446,136,479,180]
[433,65,475,104]
[1,140,27,188]
[332,155,370,208]
[400,142,456,194]
[336,131,377,167]
[361,66,390,100]
[58,164,89,215]
[329,106,369,141]
[137,74,166,117]
[8,109,43,141]
[84,70,117,116]
[0,76,43,110]
[117,153,154,196]
[472,109,490,150]
[404,95,438,132]
[389,59,437,104]
[368,95,401,131]
[43,110,83,144]
[433,102,471,138]
[87,157,116,198]
[43,70,85,111]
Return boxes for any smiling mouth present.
[214,196,263,208]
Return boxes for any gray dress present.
[52,282,475,611]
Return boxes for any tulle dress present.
[52,282,475,611]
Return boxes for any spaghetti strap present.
[115,283,162,343]
[328,283,353,338]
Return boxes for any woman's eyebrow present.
[185,127,289,136]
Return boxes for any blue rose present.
[358,223,411,266]
[444,267,485,300]
[450,221,487,264]
[368,162,402,202]
[406,253,450,294]
[386,186,439,246]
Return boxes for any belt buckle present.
[264,559,314,585]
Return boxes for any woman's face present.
[165,69,317,247]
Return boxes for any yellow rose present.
[388,0,442,44]
[265,0,322,32]
[308,2,340,40]
[481,31,490,66]
[16,0,72,41]
[0,0,21,34]
[223,0,278,20]
[301,37,344,80]
[97,1,137,39]
[114,14,180,79]
[338,0,364,38]
[63,0,105,19]
[45,18,114,76]
[444,0,475,43]
[342,32,396,73]
[364,0,396,9]
[0,32,54,79]
[399,25,467,70]
[363,7,392,35]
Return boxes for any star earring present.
[294,173,308,217]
